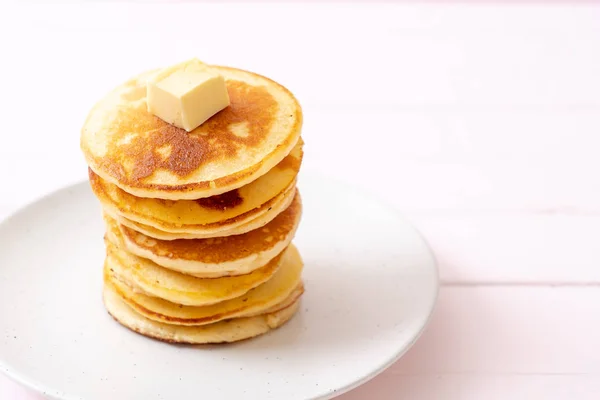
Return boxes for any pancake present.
[104,280,300,344]
[109,277,303,326]
[81,66,303,200]
[104,241,284,307]
[89,139,301,231]
[114,193,301,278]
[112,185,297,240]
[105,244,304,325]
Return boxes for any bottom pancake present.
[103,280,300,344]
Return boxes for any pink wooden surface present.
[1,2,600,399]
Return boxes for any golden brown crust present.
[81,66,303,199]
[87,139,302,232]
[194,190,243,211]
[90,169,297,231]
[95,81,278,185]
[120,193,301,264]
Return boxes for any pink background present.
[1,1,600,399]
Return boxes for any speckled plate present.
[0,173,438,400]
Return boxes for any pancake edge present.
[103,280,301,344]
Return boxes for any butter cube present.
[147,59,230,132]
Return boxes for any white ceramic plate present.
[0,174,438,400]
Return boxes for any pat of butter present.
[147,59,230,132]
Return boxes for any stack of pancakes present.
[80,66,304,343]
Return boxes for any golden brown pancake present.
[89,141,302,234]
[105,244,304,326]
[104,240,284,307]
[81,66,303,200]
[103,280,300,344]
[109,193,301,278]
[110,185,297,240]
[108,272,303,325]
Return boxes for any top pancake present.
[81,66,302,199]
